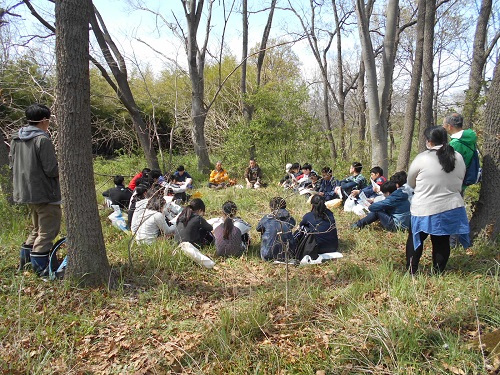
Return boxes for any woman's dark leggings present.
[406,230,450,274]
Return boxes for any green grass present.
[0,156,498,374]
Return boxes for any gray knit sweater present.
[408,149,466,217]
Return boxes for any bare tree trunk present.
[241,0,254,158]
[0,139,14,204]
[397,0,425,171]
[469,58,500,240]
[358,59,366,145]
[323,78,337,158]
[256,0,277,88]
[333,0,346,158]
[183,0,212,173]
[55,0,110,287]
[463,0,498,129]
[356,0,398,174]
[418,0,435,152]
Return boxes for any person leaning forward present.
[9,104,62,275]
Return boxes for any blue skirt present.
[411,206,470,250]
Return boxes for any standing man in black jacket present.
[9,104,62,274]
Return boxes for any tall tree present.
[462,0,500,128]
[355,0,399,174]
[469,57,500,240]
[397,0,425,171]
[417,0,435,152]
[179,0,212,172]
[55,0,110,286]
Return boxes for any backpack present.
[294,232,319,261]
[457,140,482,186]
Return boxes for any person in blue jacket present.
[256,197,296,261]
[351,180,410,231]
[299,195,339,253]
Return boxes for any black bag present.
[294,233,319,261]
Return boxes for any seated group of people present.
[208,159,266,189]
[280,161,413,233]
[102,160,413,263]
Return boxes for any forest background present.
[0,0,499,373]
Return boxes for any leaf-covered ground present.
[1,185,499,374]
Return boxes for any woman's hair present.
[222,201,238,240]
[270,197,286,210]
[178,198,206,225]
[424,126,456,173]
[146,194,165,212]
[134,184,148,198]
[310,194,327,219]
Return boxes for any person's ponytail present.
[436,144,456,173]
[424,126,456,173]
[223,217,234,240]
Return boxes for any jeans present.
[356,211,396,231]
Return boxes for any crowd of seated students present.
[99,160,414,265]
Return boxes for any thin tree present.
[469,57,500,240]
[397,0,425,171]
[417,0,435,152]
[175,0,213,172]
[462,0,500,128]
[355,0,400,174]
[55,0,111,286]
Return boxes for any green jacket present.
[9,126,61,204]
[449,129,477,167]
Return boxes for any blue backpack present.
[457,140,482,186]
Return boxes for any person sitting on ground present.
[244,158,264,188]
[256,197,296,261]
[279,163,293,186]
[174,198,214,248]
[350,166,387,203]
[172,165,193,189]
[102,175,133,209]
[298,195,339,254]
[128,184,148,230]
[334,161,368,199]
[318,167,336,201]
[281,163,301,188]
[140,169,162,189]
[351,180,411,231]
[133,193,173,244]
[129,168,150,191]
[390,171,413,203]
[296,163,313,187]
[213,201,246,257]
[208,161,230,189]
[209,200,251,249]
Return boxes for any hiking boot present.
[30,252,50,276]
[18,243,33,272]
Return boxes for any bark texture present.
[55,0,111,287]
[396,0,425,171]
[469,58,500,241]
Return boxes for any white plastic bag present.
[179,242,215,269]
[108,205,128,232]
[344,196,356,212]
[300,252,343,265]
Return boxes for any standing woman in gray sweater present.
[405,126,469,274]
